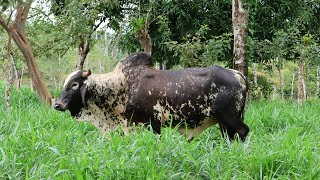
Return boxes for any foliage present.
[167,25,232,68]
[118,0,233,68]
[246,0,320,41]
[248,71,274,100]
[130,17,146,33]
[1,0,320,100]
[250,23,320,99]
[252,28,319,67]
[296,34,320,64]
[49,0,122,46]
[1,84,320,179]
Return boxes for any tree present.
[50,0,122,70]
[262,30,288,100]
[232,0,248,77]
[119,0,233,69]
[0,0,52,105]
[296,34,320,105]
[131,17,152,55]
[247,0,320,100]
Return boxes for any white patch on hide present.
[63,70,80,88]
[153,101,171,123]
[177,118,218,140]
[201,107,212,116]
[188,100,195,110]
[229,69,246,90]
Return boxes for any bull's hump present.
[122,52,153,67]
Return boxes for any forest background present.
[0,0,320,104]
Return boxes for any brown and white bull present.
[54,52,249,141]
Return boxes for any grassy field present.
[0,84,320,179]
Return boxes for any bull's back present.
[133,67,215,107]
[136,65,243,102]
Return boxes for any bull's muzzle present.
[54,100,66,111]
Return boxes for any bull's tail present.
[236,71,249,122]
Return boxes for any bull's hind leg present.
[217,113,249,141]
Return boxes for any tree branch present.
[88,15,108,38]
[21,0,32,26]
[6,9,14,26]
[0,14,10,32]
[8,31,12,63]
[28,7,55,24]
[14,1,22,24]
[12,1,29,45]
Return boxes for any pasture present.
[0,84,319,179]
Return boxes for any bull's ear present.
[80,84,88,107]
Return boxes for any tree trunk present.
[5,36,14,109]
[232,0,248,77]
[76,40,90,70]
[253,63,258,100]
[99,60,103,73]
[18,66,24,89]
[54,76,57,91]
[291,73,294,99]
[112,28,122,59]
[136,26,152,56]
[85,56,90,70]
[50,66,54,89]
[317,66,320,98]
[303,75,307,100]
[297,62,304,106]
[5,64,13,108]
[0,1,52,105]
[104,28,110,55]
[30,79,34,92]
[277,67,284,100]
[272,84,277,100]
[11,31,52,104]
[11,55,19,82]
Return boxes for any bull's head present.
[54,70,91,116]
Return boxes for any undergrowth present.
[0,84,319,179]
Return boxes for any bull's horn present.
[82,70,91,78]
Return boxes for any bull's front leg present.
[118,117,134,136]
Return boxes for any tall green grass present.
[0,83,319,179]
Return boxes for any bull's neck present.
[75,69,128,134]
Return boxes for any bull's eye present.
[71,82,79,90]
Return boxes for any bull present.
[54,52,249,141]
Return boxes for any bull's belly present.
[151,99,218,139]
[177,118,218,140]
